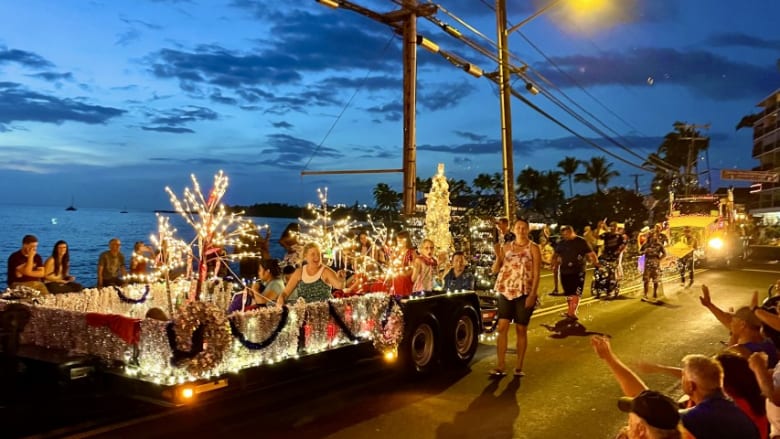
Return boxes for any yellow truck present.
[666,190,745,267]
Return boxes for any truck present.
[0,283,483,407]
[666,189,746,267]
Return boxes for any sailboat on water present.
[65,196,77,211]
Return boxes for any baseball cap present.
[733,306,761,329]
[617,390,680,430]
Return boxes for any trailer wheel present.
[401,316,438,374]
[448,306,479,366]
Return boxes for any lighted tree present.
[165,171,263,301]
[298,188,356,269]
[424,163,453,257]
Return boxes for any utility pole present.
[401,0,418,217]
[496,0,516,222]
[630,174,641,193]
[676,122,710,196]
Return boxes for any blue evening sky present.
[1,0,779,209]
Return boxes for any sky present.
[1,0,779,210]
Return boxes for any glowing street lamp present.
[495,0,609,221]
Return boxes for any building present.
[750,88,780,223]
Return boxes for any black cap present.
[617,390,680,430]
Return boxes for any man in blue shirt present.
[443,252,475,291]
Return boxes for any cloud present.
[454,130,488,143]
[271,121,293,129]
[27,72,74,82]
[141,125,194,134]
[146,105,218,126]
[0,82,125,128]
[261,133,344,169]
[704,32,780,50]
[420,81,476,111]
[0,47,55,69]
[531,47,780,100]
[116,29,142,47]
[366,101,403,122]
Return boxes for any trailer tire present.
[447,306,479,366]
[401,315,439,374]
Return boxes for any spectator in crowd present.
[594,219,608,256]
[552,225,599,320]
[490,218,540,378]
[43,240,83,294]
[699,284,778,367]
[640,232,666,302]
[591,335,760,439]
[97,238,126,288]
[716,352,768,439]
[7,234,49,295]
[443,251,475,291]
[277,242,345,304]
[590,336,684,439]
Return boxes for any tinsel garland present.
[113,285,151,304]
[229,305,289,350]
[327,301,361,342]
[167,301,231,376]
[1,285,43,302]
[372,297,404,352]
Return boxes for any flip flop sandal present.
[488,369,506,378]
[513,369,525,377]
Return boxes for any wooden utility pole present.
[495,0,516,222]
[402,0,418,216]
[630,174,641,193]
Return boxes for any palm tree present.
[557,156,581,198]
[516,167,542,201]
[447,178,472,203]
[415,176,432,200]
[472,172,502,197]
[575,156,620,193]
[372,183,401,218]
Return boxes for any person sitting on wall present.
[44,240,83,294]
[7,234,49,295]
[97,238,126,289]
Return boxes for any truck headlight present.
[708,238,724,249]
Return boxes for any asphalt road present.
[4,264,780,439]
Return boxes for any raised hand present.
[699,284,712,308]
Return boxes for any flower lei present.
[167,301,231,376]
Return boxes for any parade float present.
[0,170,482,405]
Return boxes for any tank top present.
[494,241,534,300]
[413,256,437,292]
[297,265,332,302]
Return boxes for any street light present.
[495,0,609,221]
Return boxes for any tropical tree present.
[447,178,472,205]
[644,122,709,200]
[557,156,581,198]
[471,172,504,216]
[516,167,542,204]
[372,183,402,220]
[472,172,502,197]
[533,171,564,221]
[415,176,432,201]
[575,156,620,193]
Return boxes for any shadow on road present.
[540,318,607,339]
[435,376,520,439]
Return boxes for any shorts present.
[497,294,536,325]
[560,272,585,296]
[642,259,661,282]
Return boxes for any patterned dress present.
[494,241,534,300]
[297,265,332,302]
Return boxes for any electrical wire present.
[301,32,398,172]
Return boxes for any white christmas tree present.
[424,163,453,258]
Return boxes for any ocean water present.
[0,205,295,288]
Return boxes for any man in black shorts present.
[552,225,600,320]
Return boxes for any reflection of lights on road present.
[708,238,724,249]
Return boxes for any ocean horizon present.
[0,204,296,289]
